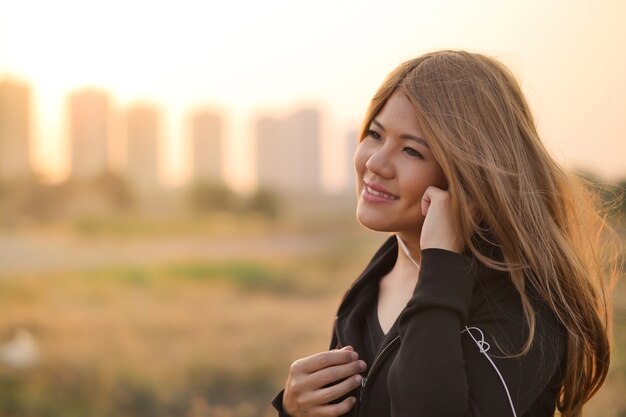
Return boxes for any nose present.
[365,144,394,179]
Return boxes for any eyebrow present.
[372,119,430,149]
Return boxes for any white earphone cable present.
[396,234,517,417]
[461,326,518,417]
[396,234,420,271]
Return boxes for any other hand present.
[283,346,367,417]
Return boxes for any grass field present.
[0,215,624,417]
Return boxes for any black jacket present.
[273,236,566,416]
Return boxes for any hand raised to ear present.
[420,186,464,253]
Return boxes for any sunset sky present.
[1,0,625,192]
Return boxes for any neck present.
[396,233,421,271]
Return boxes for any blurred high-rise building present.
[190,111,223,184]
[345,128,359,192]
[255,108,322,192]
[68,88,110,180]
[125,104,160,192]
[255,115,283,188]
[0,79,31,180]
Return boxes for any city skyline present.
[0,79,349,193]
[0,74,358,192]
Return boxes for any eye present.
[365,129,382,140]
[403,147,424,159]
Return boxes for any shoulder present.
[468,264,567,374]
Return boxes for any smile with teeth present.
[365,184,399,200]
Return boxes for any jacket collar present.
[334,235,400,352]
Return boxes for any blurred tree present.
[618,180,626,216]
[19,181,71,221]
[0,176,67,226]
[576,170,625,218]
[245,188,280,218]
[93,171,134,210]
[0,171,136,228]
[190,182,237,212]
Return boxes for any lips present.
[364,182,399,200]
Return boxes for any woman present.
[272,50,616,417]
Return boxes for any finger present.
[314,396,358,417]
[291,349,359,375]
[422,186,437,216]
[308,359,367,389]
[303,372,363,407]
[421,192,431,216]
[423,185,447,201]
[422,186,451,213]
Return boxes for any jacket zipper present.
[358,335,400,405]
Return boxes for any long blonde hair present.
[360,50,618,417]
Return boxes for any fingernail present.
[351,352,358,361]
[355,374,362,383]
[341,345,353,351]
[358,360,367,371]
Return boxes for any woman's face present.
[355,91,447,240]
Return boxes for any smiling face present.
[355,91,447,241]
